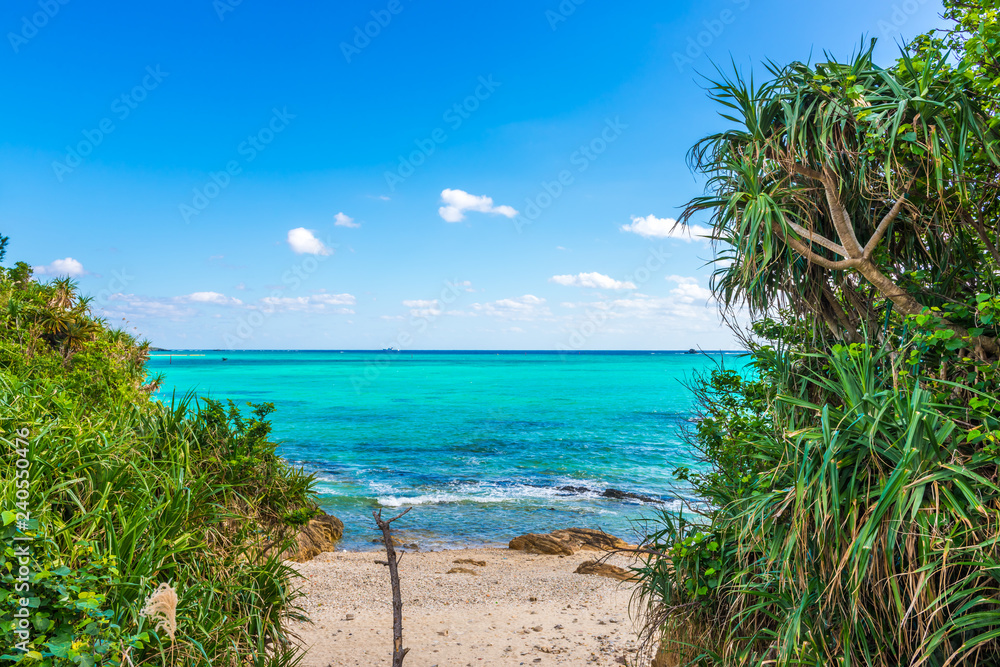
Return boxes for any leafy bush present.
[637,2,1000,664]
[0,238,319,666]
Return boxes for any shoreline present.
[290,547,645,666]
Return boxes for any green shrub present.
[0,238,319,666]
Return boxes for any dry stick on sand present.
[373,507,412,667]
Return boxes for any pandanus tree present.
[682,41,1000,360]
[636,17,1000,666]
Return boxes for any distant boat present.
[382,347,395,352]
[221,357,228,361]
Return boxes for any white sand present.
[289,547,645,666]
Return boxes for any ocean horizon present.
[150,349,747,550]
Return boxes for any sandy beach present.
[290,547,645,666]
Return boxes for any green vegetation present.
[638,3,1000,665]
[0,238,319,666]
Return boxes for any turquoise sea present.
[149,350,744,550]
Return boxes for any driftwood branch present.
[373,507,412,667]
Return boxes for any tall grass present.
[635,342,1000,666]
[0,250,320,665]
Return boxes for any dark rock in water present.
[602,488,663,504]
[558,485,592,494]
[558,485,663,504]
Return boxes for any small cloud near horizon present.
[666,275,713,303]
[550,272,636,290]
[177,291,243,306]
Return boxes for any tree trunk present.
[855,259,999,357]
[373,508,411,667]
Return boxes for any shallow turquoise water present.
[149,351,744,550]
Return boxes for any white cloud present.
[438,188,518,223]
[334,212,360,228]
[99,291,246,322]
[402,299,442,317]
[620,215,712,241]
[550,272,636,290]
[34,257,86,277]
[100,293,195,320]
[667,276,713,304]
[313,294,355,306]
[562,295,710,321]
[471,294,550,321]
[178,291,243,306]
[259,293,355,313]
[560,278,715,323]
[287,227,333,255]
[455,280,476,292]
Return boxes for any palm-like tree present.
[49,277,77,309]
[682,44,999,357]
[37,305,73,337]
[59,317,99,360]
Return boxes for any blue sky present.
[1,0,943,349]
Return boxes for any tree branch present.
[962,206,1000,266]
[773,222,860,271]
[787,163,863,256]
[783,218,850,257]
[863,178,915,258]
[820,166,864,256]
[373,507,412,667]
